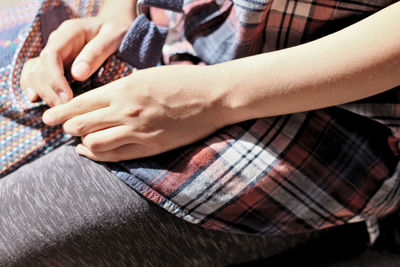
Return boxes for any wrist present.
[208,63,254,126]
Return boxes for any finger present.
[40,20,92,100]
[80,125,135,152]
[42,85,110,126]
[25,87,39,102]
[62,107,120,136]
[71,24,125,81]
[38,49,73,105]
[25,67,61,107]
[21,19,100,106]
[20,60,39,102]
[46,19,92,61]
[76,143,151,162]
[35,84,64,107]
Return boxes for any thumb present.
[71,24,126,81]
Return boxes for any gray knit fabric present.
[0,144,317,266]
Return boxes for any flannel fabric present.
[162,0,399,64]
[108,0,400,243]
[1,0,399,244]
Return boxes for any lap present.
[0,2,394,265]
[110,108,400,237]
[0,144,316,266]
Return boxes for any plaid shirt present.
[109,0,400,243]
[2,0,399,243]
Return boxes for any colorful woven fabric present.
[107,0,400,244]
[0,0,133,177]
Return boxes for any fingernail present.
[26,87,35,100]
[72,62,90,79]
[58,91,69,103]
[76,144,86,155]
[42,110,52,125]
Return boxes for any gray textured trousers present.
[0,144,317,266]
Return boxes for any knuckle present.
[21,58,37,76]
[90,43,109,59]
[40,47,56,58]
[20,63,34,88]
[83,137,102,151]
[59,19,78,29]
[68,98,82,112]
[65,119,86,136]
[123,106,143,119]
[42,96,57,107]
[48,79,64,91]
[22,58,35,68]
[47,19,83,44]
[128,117,157,133]
[72,121,87,136]
[47,31,58,43]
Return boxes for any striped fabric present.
[109,0,400,243]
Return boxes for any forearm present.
[213,2,400,124]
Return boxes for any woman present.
[1,0,400,265]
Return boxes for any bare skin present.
[21,1,400,162]
[20,0,136,106]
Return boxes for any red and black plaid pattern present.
[263,0,397,51]
[5,0,399,242]
[164,0,397,63]
[111,109,400,240]
[110,0,400,242]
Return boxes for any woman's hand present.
[20,2,135,107]
[42,65,228,162]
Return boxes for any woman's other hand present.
[20,1,135,107]
[42,65,228,162]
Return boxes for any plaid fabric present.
[2,0,400,243]
[162,0,398,63]
[109,0,400,243]
[0,0,133,177]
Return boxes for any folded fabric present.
[0,0,134,177]
[104,0,400,244]
[2,0,400,246]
